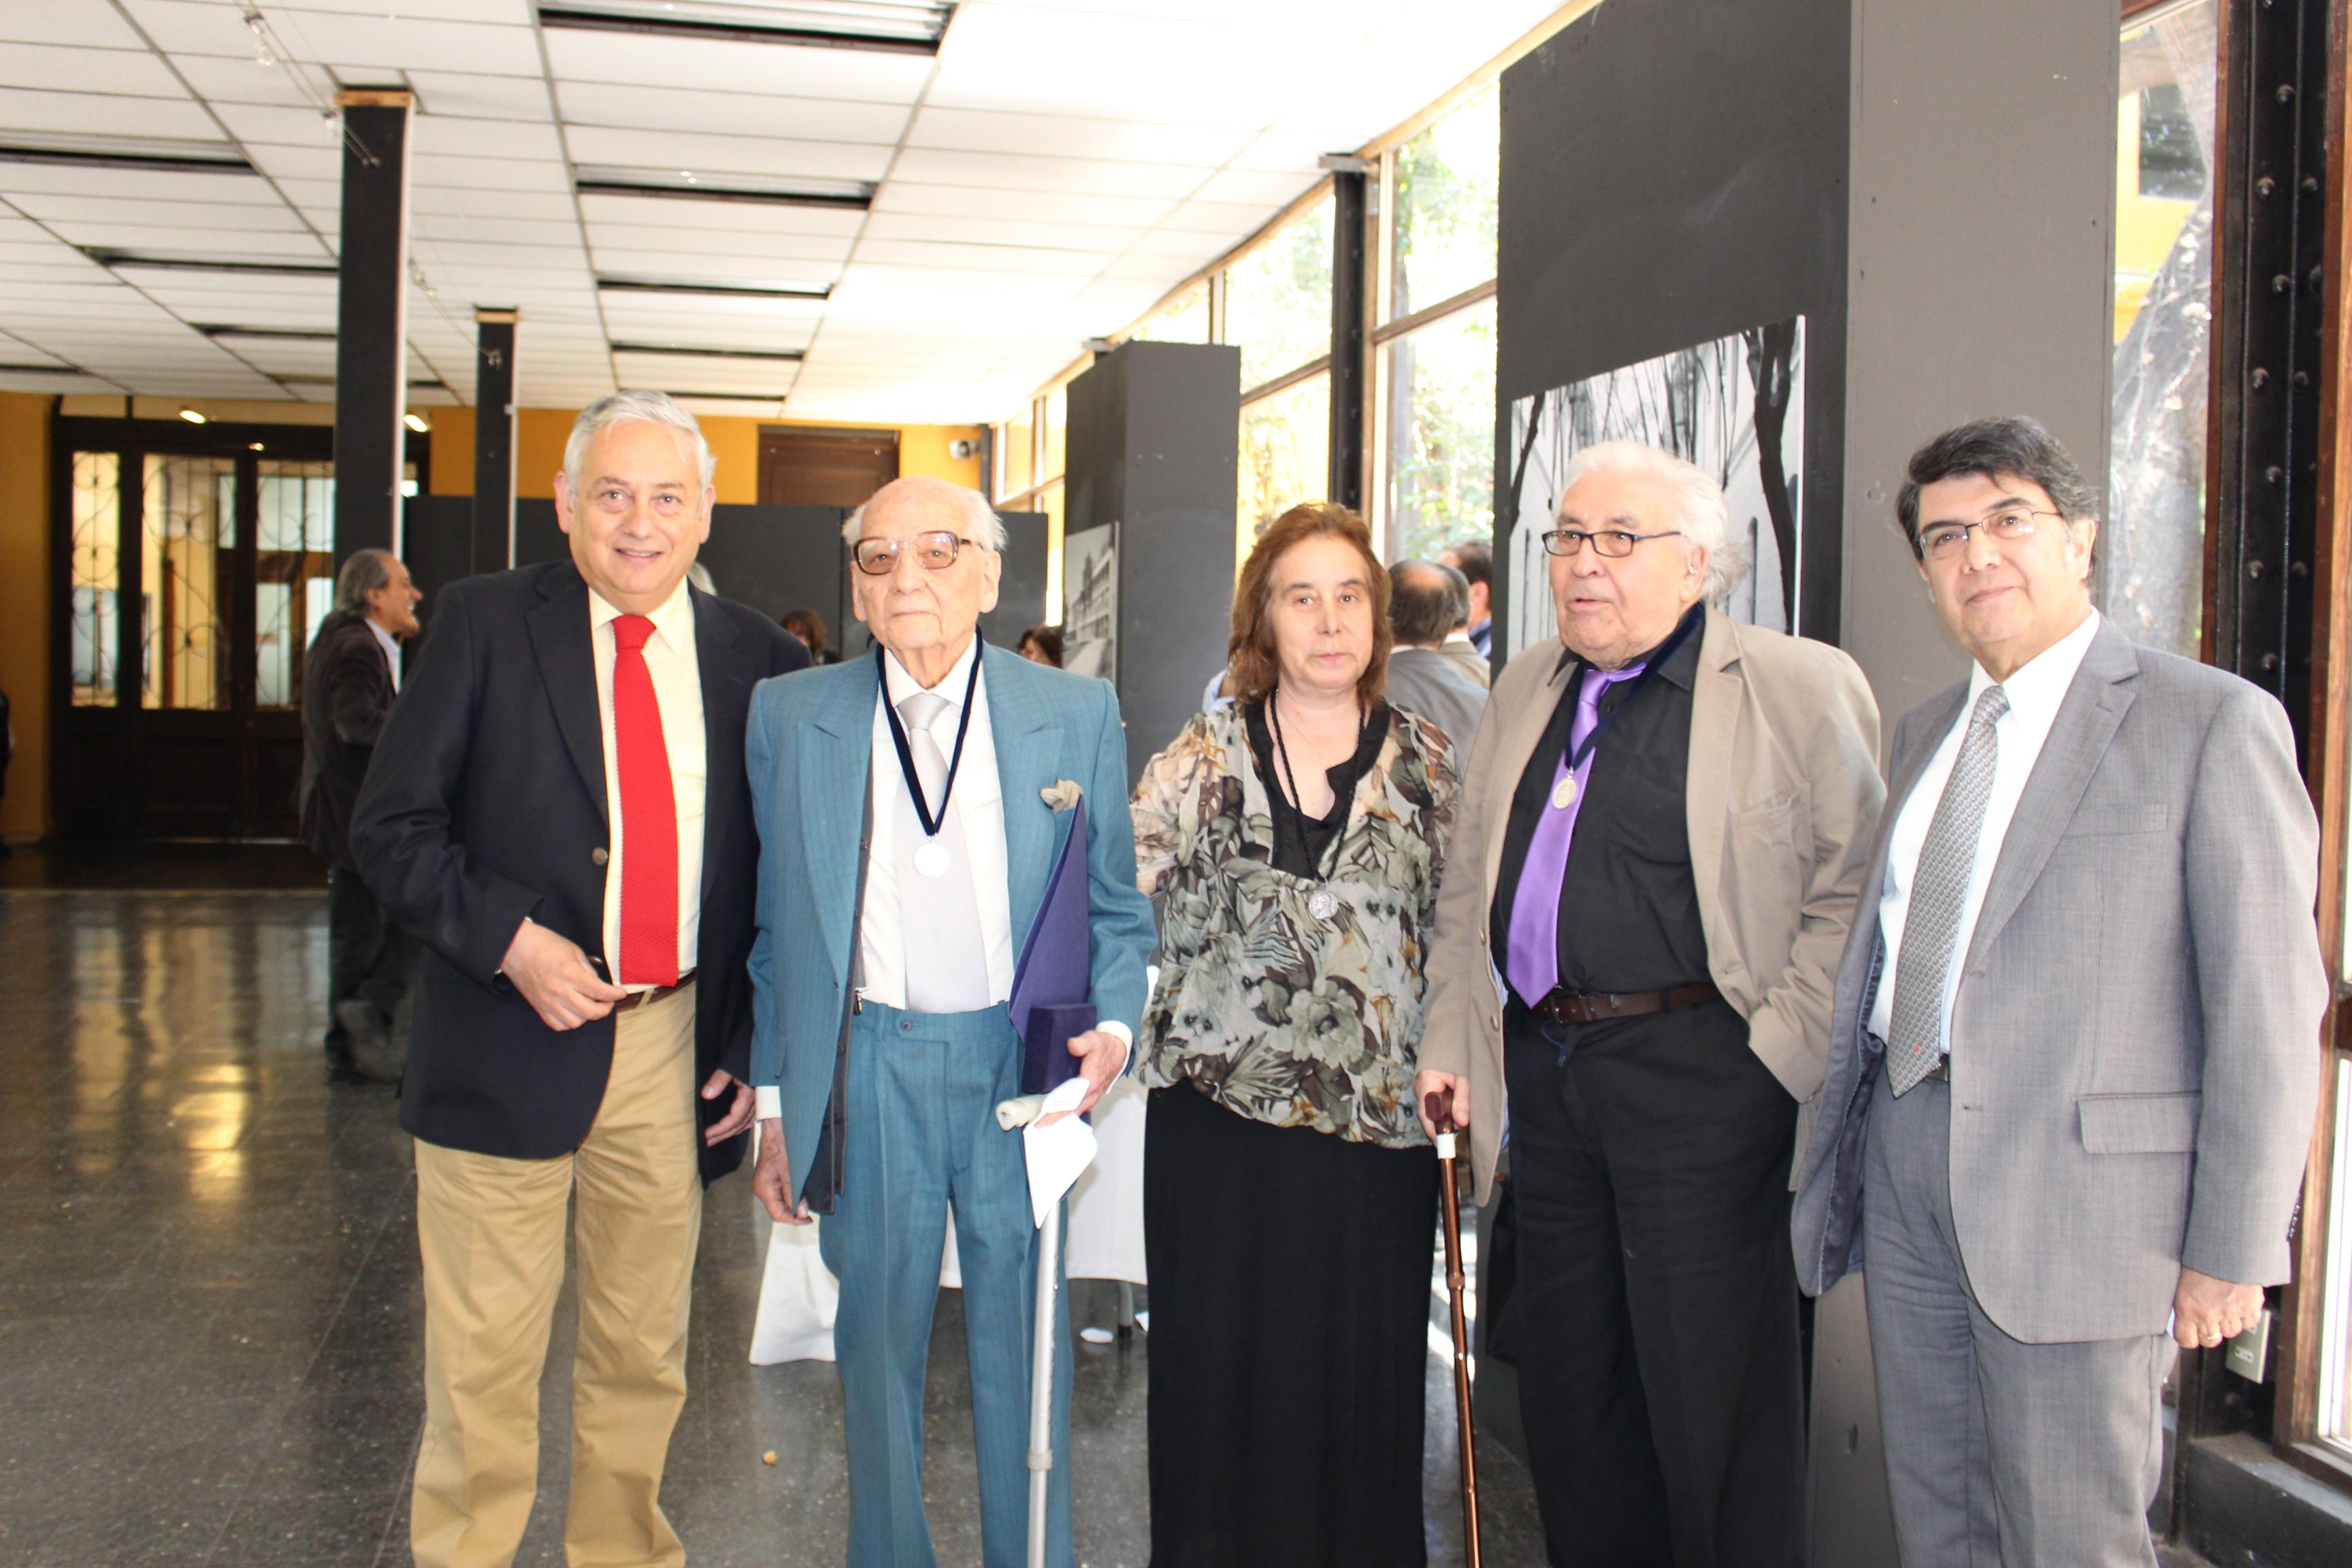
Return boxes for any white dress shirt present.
[754,639,1127,1122]
[1867,609,2102,1053]
[589,581,706,990]
[367,617,402,692]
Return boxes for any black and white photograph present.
[1062,521,1119,683]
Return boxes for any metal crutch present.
[1425,1087,1483,1568]
[996,1092,1063,1568]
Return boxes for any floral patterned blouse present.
[1130,703,1460,1147]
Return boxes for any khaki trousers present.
[411,983,702,1568]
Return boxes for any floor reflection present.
[0,887,1543,1567]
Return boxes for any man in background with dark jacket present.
[299,547,421,1081]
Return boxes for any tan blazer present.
[1420,608,1884,1202]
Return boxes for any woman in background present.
[1130,501,1458,1568]
[1016,623,1064,666]
[780,607,837,664]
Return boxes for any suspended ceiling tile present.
[408,114,566,162]
[0,336,74,366]
[283,0,534,22]
[577,195,866,243]
[0,161,280,204]
[613,353,800,397]
[863,210,1139,252]
[1155,197,1282,234]
[886,148,1208,199]
[233,12,544,76]
[166,52,327,110]
[246,144,342,182]
[0,3,146,49]
[873,180,1176,229]
[52,224,332,258]
[406,69,554,124]
[589,246,849,284]
[0,43,189,98]
[118,0,276,56]
[411,213,585,247]
[541,29,934,103]
[906,106,1249,167]
[408,153,573,193]
[1188,166,1323,208]
[0,369,121,391]
[13,193,310,231]
[0,261,122,285]
[926,4,1288,129]
[855,237,1113,277]
[206,100,349,148]
[552,80,913,146]
[408,185,579,221]
[0,85,219,140]
[563,125,892,184]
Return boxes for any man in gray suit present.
[1792,416,2325,1566]
[1384,559,1488,755]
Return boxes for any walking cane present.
[997,1091,1064,1568]
[1424,1087,1483,1568]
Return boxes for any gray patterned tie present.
[1885,685,2010,1096]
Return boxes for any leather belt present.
[612,969,696,1013]
[1528,980,1722,1026]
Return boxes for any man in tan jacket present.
[1417,441,1881,1567]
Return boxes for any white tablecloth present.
[749,1073,1149,1366]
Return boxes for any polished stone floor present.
[0,883,1546,1567]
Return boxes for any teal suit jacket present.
[745,641,1157,1205]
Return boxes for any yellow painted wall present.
[463,407,980,502]
[0,392,52,840]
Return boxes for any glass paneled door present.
[52,418,337,839]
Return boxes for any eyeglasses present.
[1541,527,1684,559]
[852,531,983,575]
[1916,508,2062,560]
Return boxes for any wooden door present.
[757,427,899,507]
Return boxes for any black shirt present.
[1244,699,1392,878]
[1491,609,1710,996]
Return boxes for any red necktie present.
[612,613,679,987]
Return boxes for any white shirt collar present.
[881,634,982,715]
[588,577,695,651]
[1967,608,2101,732]
[365,616,400,674]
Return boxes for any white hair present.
[841,481,1006,552]
[1556,439,1750,606]
[564,389,716,493]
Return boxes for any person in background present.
[1131,501,1458,1568]
[1385,559,1488,754]
[1017,622,1064,667]
[1418,441,1882,1568]
[783,607,837,665]
[352,391,806,1568]
[1793,417,2325,1567]
[1439,538,1494,658]
[747,476,1154,1568]
[299,546,422,1083]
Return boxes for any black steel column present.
[331,88,412,564]
[1328,165,1369,512]
[471,308,518,574]
[2207,0,2328,767]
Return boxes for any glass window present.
[69,453,120,708]
[1238,372,1330,559]
[1390,82,1500,321]
[1130,283,1211,344]
[2107,0,2216,659]
[1384,296,1497,564]
[1226,194,1334,391]
[141,455,235,712]
[999,407,1035,501]
[1043,386,1066,486]
[255,460,336,710]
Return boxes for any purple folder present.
[1009,798,1096,1098]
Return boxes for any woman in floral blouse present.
[1131,502,1460,1567]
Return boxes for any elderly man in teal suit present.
[747,475,1155,1568]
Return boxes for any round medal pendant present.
[1307,888,1339,921]
[913,839,951,878]
[1551,774,1579,811]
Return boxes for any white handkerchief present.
[1022,1075,1097,1228]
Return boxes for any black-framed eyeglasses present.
[852,531,983,575]
[1915,508,2063,561]
[1541,527,1684,559]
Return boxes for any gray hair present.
[841,480,1007,553]
[1555,439,1750,606]
[564,389,716,494]
[335,548,397,615]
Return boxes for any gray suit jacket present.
[1791,620,2325,1343]
[1384,647,1488,763]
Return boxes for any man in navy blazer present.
[747,476,1154,1568]
[353,392,806,1568]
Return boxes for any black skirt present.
[1145,1082,1440,1568]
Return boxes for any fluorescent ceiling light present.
[653,388,794,401]
[537,1,949,53]
[610,342,807,361]
[179,408,208,423]
[405,413,431,433]
[199,326,338,341]
[574,165,874,210]
[597,276,832,301]
[0,131,254,175]
[91,250,338,278]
